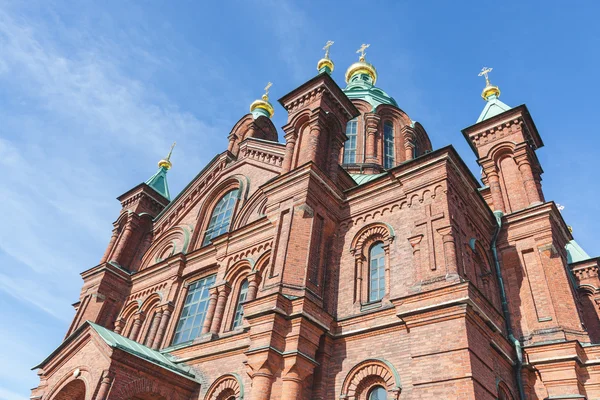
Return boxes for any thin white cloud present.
[0,8,218,318]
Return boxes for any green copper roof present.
[343,73,397,110]
[145,166,171,200]
[33,321,197,381]
[477,94,512,123]
[566,240,591,264]
[88,322,196,379]
[350,173,386,185]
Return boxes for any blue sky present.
[0,1,598,398]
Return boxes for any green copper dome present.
[343,71,397,110]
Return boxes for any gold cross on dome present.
[478,67,493,86]
[356,43,370,60]
[166,142,176,161]
[323,40,334,58]
[264,82,272,96]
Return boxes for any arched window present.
[203,189,239,246]
[383,121,394,169]
[343,119,358,164]
[369,242,386,302]
[232,279,249,329]
[368,386,387,400]
[172,274,216,345]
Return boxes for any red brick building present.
[31,48,600,400]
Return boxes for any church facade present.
[31,46,600,400]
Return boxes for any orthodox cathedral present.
[32,43,600,400]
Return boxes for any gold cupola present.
[158,142,176,170]
[317,40,335,74]
[345,44,378,85]
[250,82,274,119]
[479,66,501,100]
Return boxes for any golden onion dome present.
[250,82,274,118]
[317,57,334,73]
[478,67,501,100]
[158,158,172,169]
[345,55,377,85]
[481,84,501,100]
[158,142,175,170]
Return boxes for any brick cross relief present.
[415,204,444,271]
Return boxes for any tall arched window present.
[232,279,249,329]
[368,386,387,400]
[343,119,358,164]
[172,274,216,344]
[383,121,394,169]
[369,242,386,302]
[203,189,239,246]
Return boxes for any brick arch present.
[204,373,244,400]
[350,222,395,259]
[497,381,515,400]
[115,377,177,400]
[341,359,401,400]
[46,367,93,400]
[190,175,249,250]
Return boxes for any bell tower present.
[462,67,544,214]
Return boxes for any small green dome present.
[343,72,397,110]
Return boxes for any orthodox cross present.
[323,40,334,58]
[263,82,272,100]
[356,43,370,60]
[165,142,176,161]
[478,67,493,86]
[415,204,445,271]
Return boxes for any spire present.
[250,82,275,119]
[345,44,378,85]
[317,40,335,74]
[476,67,512,123]
[145,143,175,200]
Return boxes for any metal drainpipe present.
[491,210,526,400]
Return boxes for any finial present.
[317,41,335,74]
[323,40,334,58]
[158,142,176,169]
[478,66,501,100]
[357,44,370,62]
[262,82,272,101]
[345,43,377,85]
[250,82,275,118]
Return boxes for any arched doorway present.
[52,379,86,400]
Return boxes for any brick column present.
[144,310,162,347]
[281,132,296,173]
[113,319,124,335]
[202,287,219,334]
[151,306,171,349]
[246,272,261,302]
[100,229,118,264]
[438,226,458,275]
[249,371,274,400]
[95,370,113,400]
[308,123,322,166]
[282,356,316,400]
[486,170,506,213]
[517,158,542,206]
[128,312,144,342]
[365,113,379,162]
[209,284,231,335]
[402,125,416,162]
[112,223,135,265]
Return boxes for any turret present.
[339,44,432,175]
[462,68,544,213]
